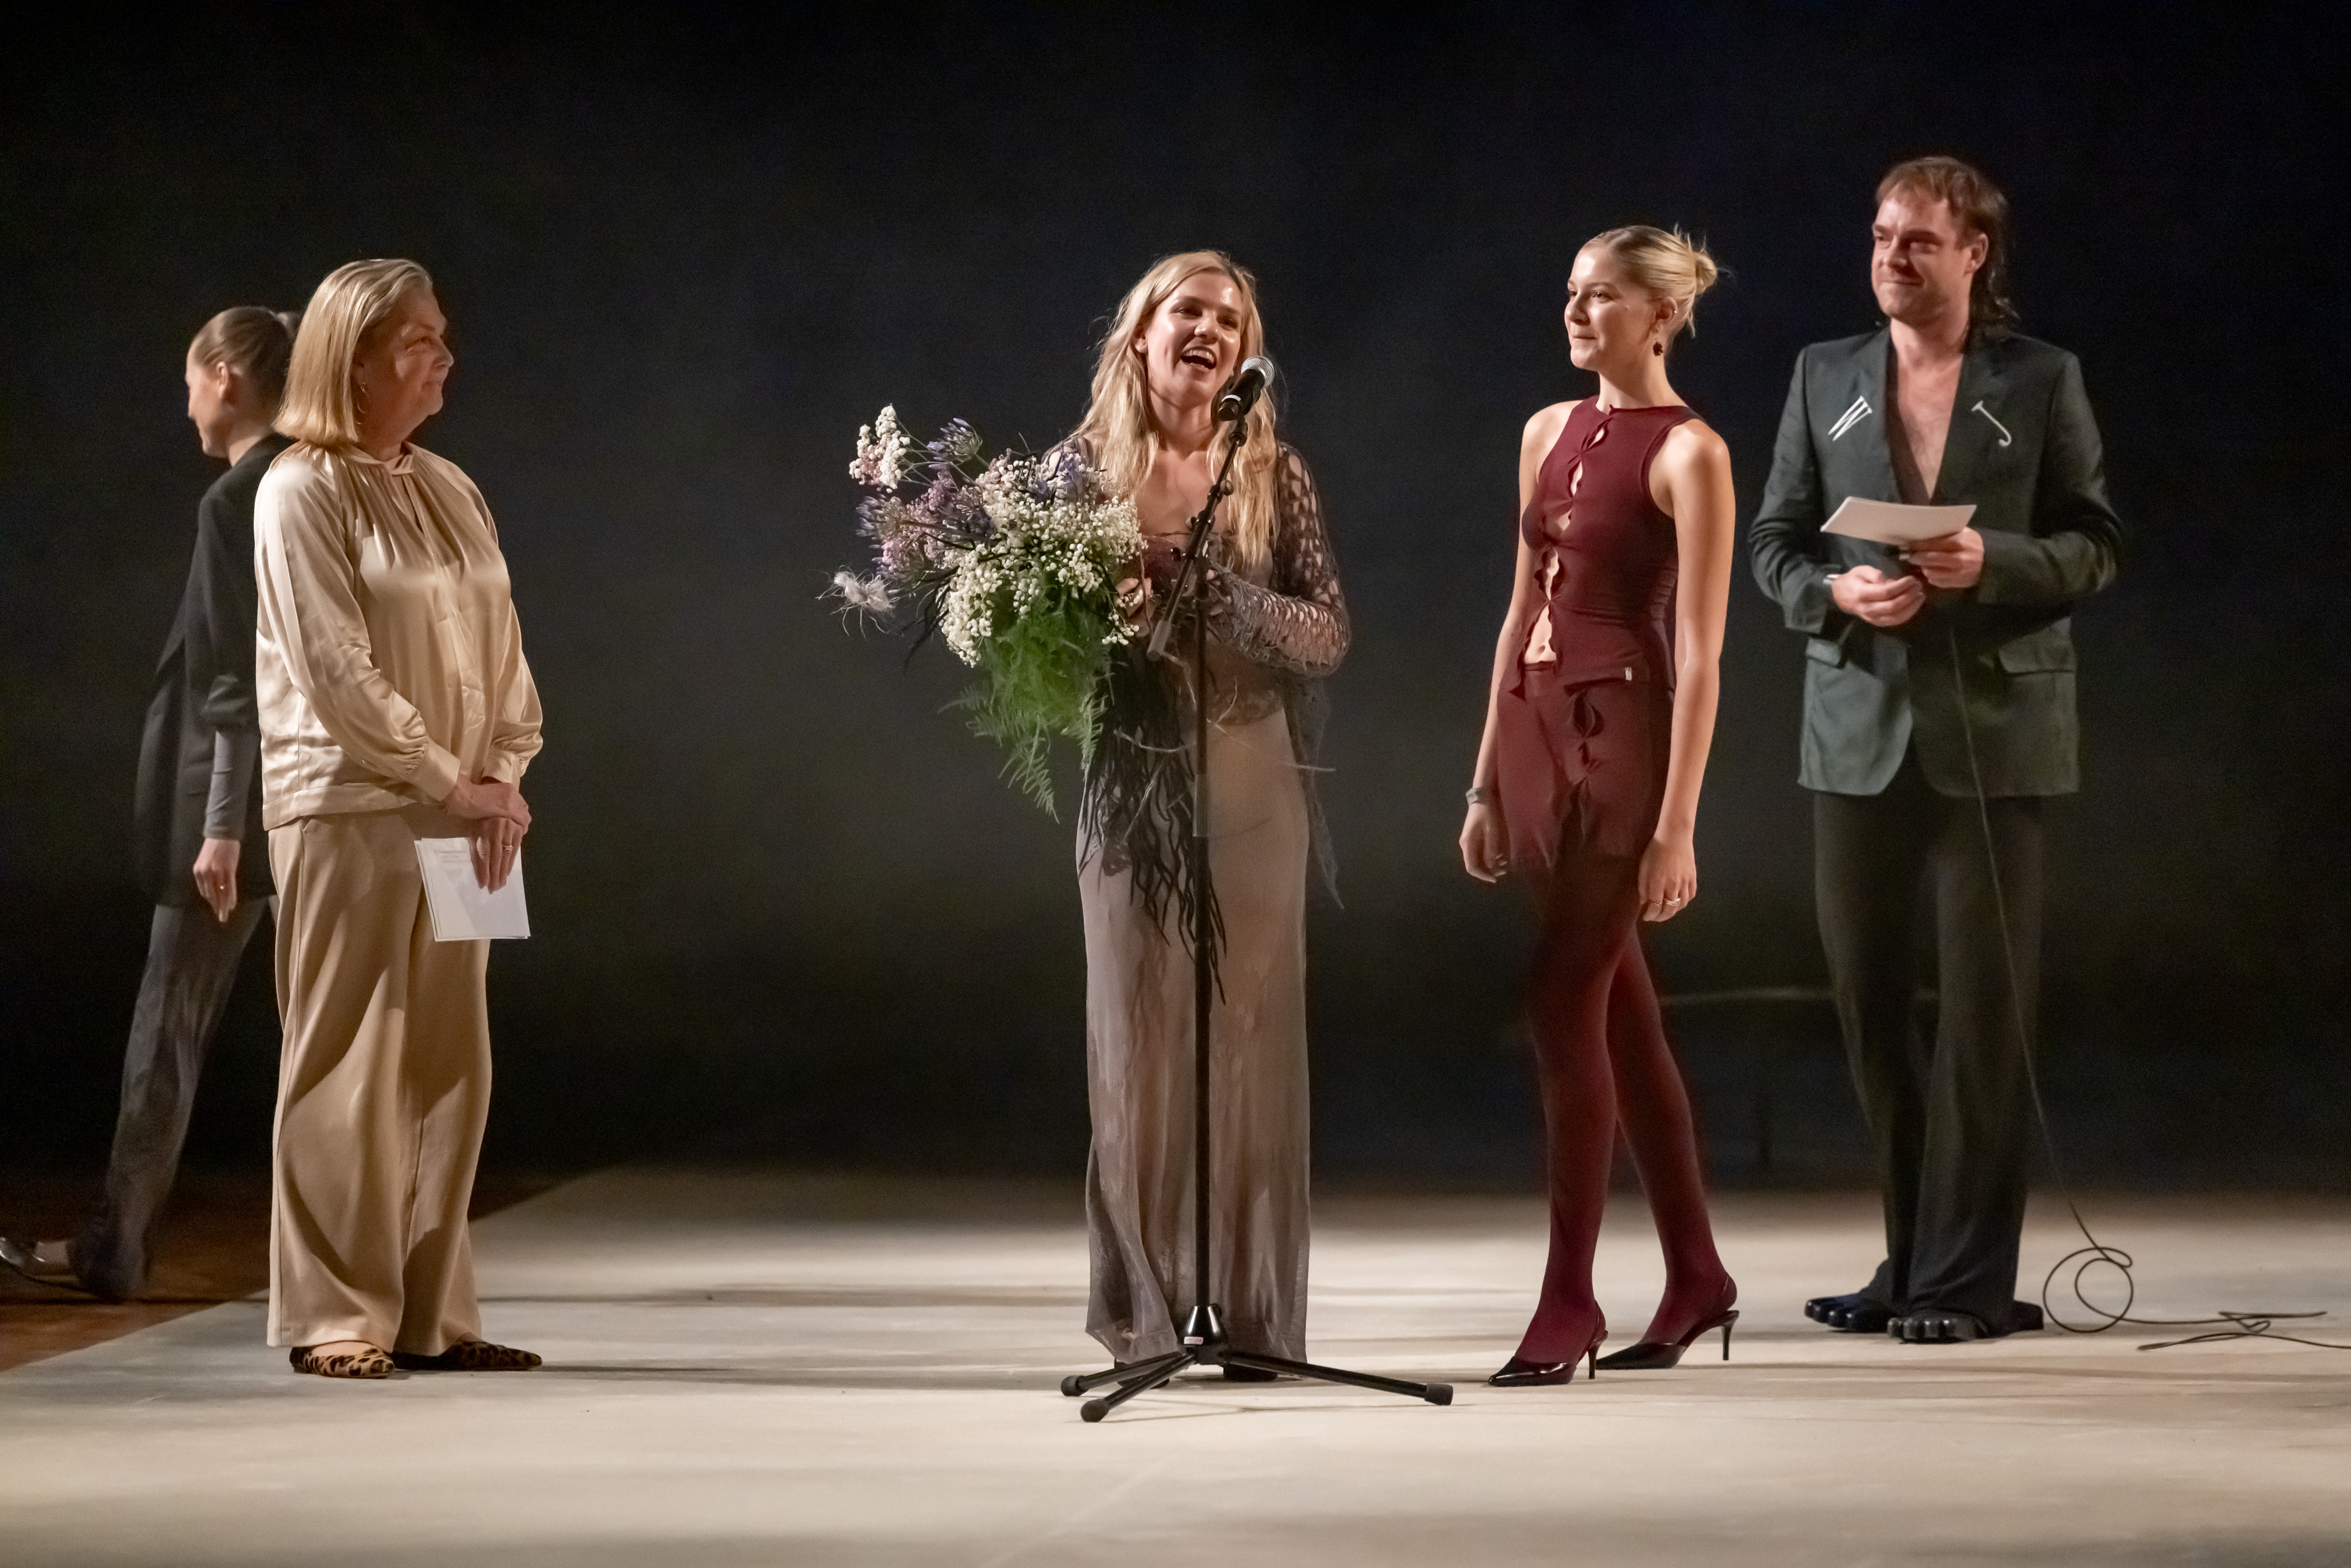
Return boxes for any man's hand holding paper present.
[1830,563,1927,626]
[1901,525,1984,589]
[1822,496,1983,624]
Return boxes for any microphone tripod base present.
[1060,1302,1455,1421]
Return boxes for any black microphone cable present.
[1944,620,2350,1352]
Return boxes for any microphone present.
[1215,357,1274,423]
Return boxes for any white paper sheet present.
[1822,497,1977,545]
[414,837,531,941]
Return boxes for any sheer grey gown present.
[1076,445,1350,1364]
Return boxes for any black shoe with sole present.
[1803,1291,1892,1333]
[1890,1299,2046,1344]
[1890,1309,1991,1343]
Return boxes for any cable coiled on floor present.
[1946,622,2348,1352]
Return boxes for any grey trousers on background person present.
[1814,751,2044,1328]
[69,898,271,1300]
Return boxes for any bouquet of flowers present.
[831,405,1152,816]
[833,406,1220,947]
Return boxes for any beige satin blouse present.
[253,443,543,828]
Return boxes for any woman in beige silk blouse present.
[255,259,543,1379]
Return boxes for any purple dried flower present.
[879,528,936,581]
[929,419,982,468]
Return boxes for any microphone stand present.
[1060,407,1453,1421]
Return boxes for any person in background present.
[256,259,542,1378]
[2,307,297,1300]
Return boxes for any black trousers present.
[1814,752,2042,1323]
[70,898,271,1299]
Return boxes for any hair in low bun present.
[188,305,300,408]
[1584,225,1724,342]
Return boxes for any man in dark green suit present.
[1750,158,2121,1342]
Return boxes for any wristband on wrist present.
[1465,785,1490,807]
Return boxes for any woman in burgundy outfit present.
[1459,226,1741,1386]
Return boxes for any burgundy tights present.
[1517,846,1733,1364]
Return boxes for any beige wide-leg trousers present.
[266,806,490,1353]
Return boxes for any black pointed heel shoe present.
[1488,1326,1606,1387]
[1593,1309,1739,1371]
[0,1236,86,1292]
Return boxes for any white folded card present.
[414,837,532,941]
[1823,497,1977,545]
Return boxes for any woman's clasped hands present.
[445,775,531,892]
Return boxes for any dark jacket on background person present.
[133,433,289,904]
[1748,329,2122,797]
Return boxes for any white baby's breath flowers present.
[940,554,1001,663]
[839,411,1151,819]
[849,405,916,488]
[934,454,1143,666]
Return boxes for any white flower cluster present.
[849,405,916,488]
[936,455,1143,666]
[938,552,1003,662]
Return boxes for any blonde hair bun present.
[1587,225,1723,340]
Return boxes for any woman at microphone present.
[1057,252,1348,1375]
[1459,226,1740,1384]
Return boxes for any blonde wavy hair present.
[1074,251,1279,571]
[1585,226,1723,347]
[275,258,435,448]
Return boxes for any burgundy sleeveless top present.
[1519,400,1696,688]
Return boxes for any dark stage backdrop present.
[3,4,2343,1188]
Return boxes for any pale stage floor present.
[4,1169,2349,1567]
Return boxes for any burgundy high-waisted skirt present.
[1496,664,1672,867]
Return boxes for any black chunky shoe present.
[1891,1300,2046,1343]
[1804,1291,1892,1333]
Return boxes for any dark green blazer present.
[1748,330,2121,798]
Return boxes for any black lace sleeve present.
[1206,445,1350,678]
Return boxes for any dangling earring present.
[1652,338,1665,358]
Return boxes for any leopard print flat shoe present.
[290,1344,394,1379]
[392,1340,543,1372]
